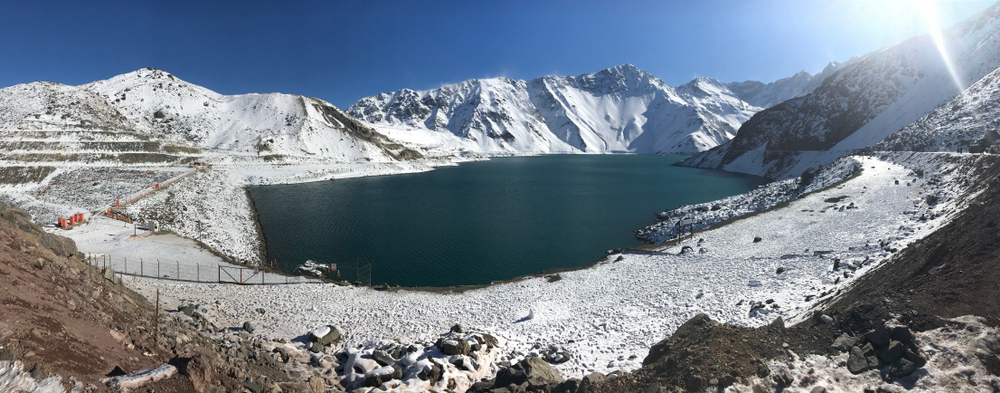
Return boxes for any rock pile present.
[836,323,927,377]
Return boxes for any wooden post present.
[140,258,143,277]
[157,260,160,278]
[197,264,200,282]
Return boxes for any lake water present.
[249,155,767,287]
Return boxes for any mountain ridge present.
[349,64,783,155]
[679,2,1000,179]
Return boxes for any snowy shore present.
[56,152,991,386]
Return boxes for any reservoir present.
[249,155,768,287]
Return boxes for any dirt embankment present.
[0,202,311,392]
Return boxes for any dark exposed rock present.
[371,349,394,367]
[864,326,889,347]
[847,346,872,374]
[577,372,606,393]
[437,337,471,356]
[308,325,341,347]
[878,340,905,364]
[832,333,858,352]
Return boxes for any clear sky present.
[0,0,995,108]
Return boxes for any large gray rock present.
[39,232,78,258]
[308,325,341,347]
[437,337,470,356]
[832,333,858,352]
[879,340,905,364]
[521,356,563,387]
[364,364,402,387]
[847,346,872,374]
[576,372,605,393]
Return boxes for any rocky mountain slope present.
[348,64,763,155]
[680,2,1000,179]
[727,60,852,108]
[877,65,1000,153]
[0,68,420,165]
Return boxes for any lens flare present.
[917,0,965,92]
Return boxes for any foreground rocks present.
[838,323,927,377]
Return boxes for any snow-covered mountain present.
[0,68,420,163]
[680,2,1000,179]
[726,60,853,108]
[349,65,763,155]
[877,66,1000,153]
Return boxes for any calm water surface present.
[249,155,767,287]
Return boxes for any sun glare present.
[916,0,966,92]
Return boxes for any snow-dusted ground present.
[98,154,984,384]
[730,316,1000,393]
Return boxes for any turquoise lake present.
[248,155,768,287]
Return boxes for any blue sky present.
[0,0,994,108]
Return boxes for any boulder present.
[242,322,255,334]
[576,372,605,393]
[437,338,470,356]
[772,368,793,387]
[864,326,889,347]
[847,346,872,374]
[180,355,212,393]
[450,324,463,333]
[364,364,402,387]
[903,348,927,368]
[308,377,324,393]
[887,325,916,348]
[553,379,580,393]
[889,358,918,377]
[879,340,905,364]
[832,334,858,352]
[308,325,341,347]
[371,349,394,367]
[521,357,563,387]
[39,232,78,258]
[416,363,442,384]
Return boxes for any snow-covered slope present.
[877,65,1000,152]
[726,60,852,108]
[349,65,762,155]
[0,68,420,163]
[681,2,1000,179]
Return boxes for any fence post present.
[154,289,159,344]
[140,258,143,277]
[197,264,200,282]
[157,259,160,278]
